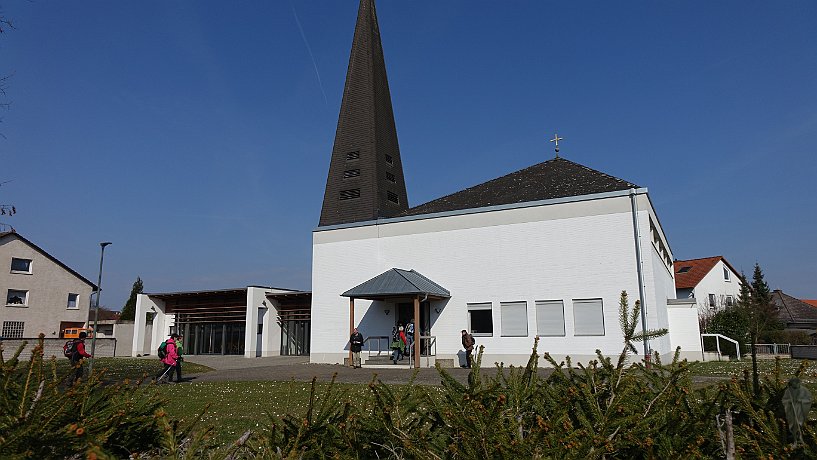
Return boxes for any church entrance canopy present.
[342,269,449,368]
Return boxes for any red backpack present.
[63,339,78,358]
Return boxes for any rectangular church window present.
[535,300,565,336]
[385,172,396,182]
[468,302,493,336]
[344,169,360,178]
[387,191,399,204]
[385,154,393,165]
[500,301,528,337]
[339,189,360,200]
[346,151,360,161]
[573,298,605,336]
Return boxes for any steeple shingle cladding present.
[319,0,409,227]
[401,158,639,217]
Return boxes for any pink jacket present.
[161,338,179,366]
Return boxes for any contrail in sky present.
[289,1,328,107]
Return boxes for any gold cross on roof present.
[549,132,564,157]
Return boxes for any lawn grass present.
[160,381,430,448]
[51,357,214,382]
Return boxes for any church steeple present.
[319,0,409,227]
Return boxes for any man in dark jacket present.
[350,328,364,368]
[70,331,93,383]
[461,329,475,368]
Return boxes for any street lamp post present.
[88,241,112,377]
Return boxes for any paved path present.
[179,355,554,385]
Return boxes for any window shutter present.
[573,299,605,336]
[535,300,565,336]
[500,302,528,337]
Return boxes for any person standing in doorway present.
[349,328,364,368]
[461,329,475,368]
[406,319,415,358]
[70,331,93,383]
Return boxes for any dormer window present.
[677,266,691,274]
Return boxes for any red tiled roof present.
[804,300,817,308]
[673,256,740,290]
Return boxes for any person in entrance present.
[349,328,364,368]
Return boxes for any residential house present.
[674,256,743,313]
[771,290,817,344]
[0,231,97,339]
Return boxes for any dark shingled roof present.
[772,290,817,326]
[400,157,639,217]
[342,268,450,300]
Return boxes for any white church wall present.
[667,299,703,361]
[312,194,673,367]
[132,294,165,356]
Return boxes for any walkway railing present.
[409,335,436,368]
[700,333,741,361]
[744,343,790,355]
[364,336,390,359]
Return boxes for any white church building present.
[309,0,701,368]
[132,0,702,366]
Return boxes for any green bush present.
[0,334,166,458]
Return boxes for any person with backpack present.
[461,329,475,368]
[390,325,406,364]
[156,333,181,383]
[67,331,92,383]
[173,334,185,382]
[405,320,415,358]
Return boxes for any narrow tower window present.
[344,169,361,178]
[346,151,360,161]
[385,154,393,165]
[387,191,399,204]
[385,172,396,183]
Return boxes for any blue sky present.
[2,1,816,309]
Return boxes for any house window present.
[726,295,734,307]
[385,172,396,183]
[67,293,79,310]
[10,258,32,273]
[468,302,493,336]
[500,301,528,337]
[339,189,360,200]
[346,151,360,161]
[343,169,360,178]
[535,300,565,336]
[677,266,691,274]
[2,321,24,338]
[387,191,399,204]
[723,267,731,281]
[385,154,393,165]
[6,289,28,306]
[708,294,716,308]
[573,298,605,336]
